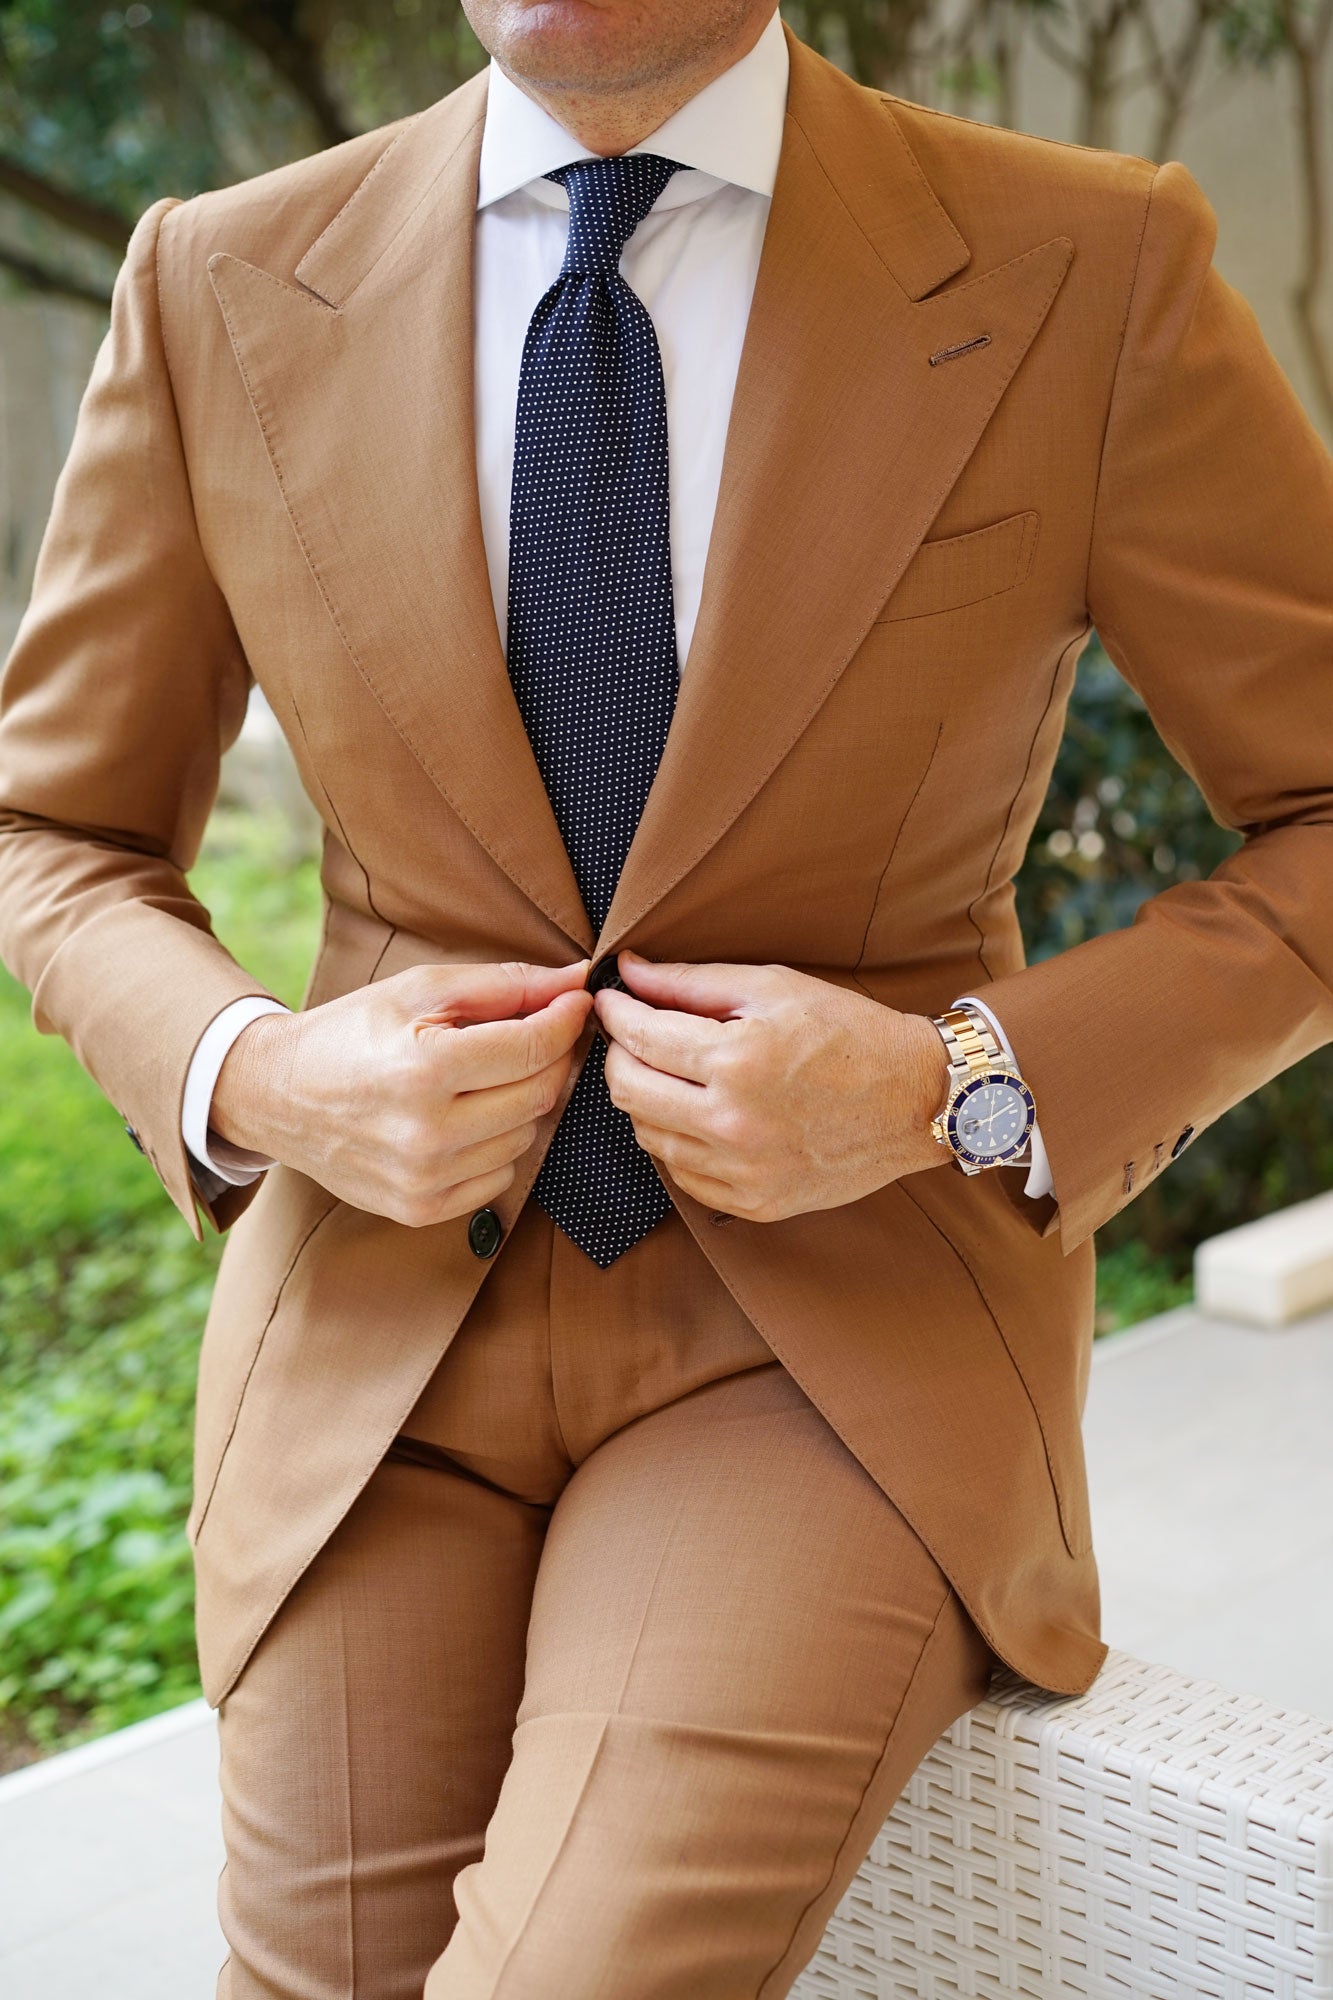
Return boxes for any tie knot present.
[546,153,681,278]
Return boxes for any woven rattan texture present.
[792,1648,1333,2000]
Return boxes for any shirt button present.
[467,1207,503,1258]
[1170,1124,1195,1160]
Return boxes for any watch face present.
[947,1073,1035,1167]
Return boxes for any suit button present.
[1171,1124,1195,1160]
[587,956,625,995]
[124,1121,146,1155]
[709,1211,734,1227]
[467,1206,503,1258]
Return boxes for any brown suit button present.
[467,1207,503,1258]
[709,1211,734,1227]
[1171,1124,1195,1160]
[124,1121,146,1155]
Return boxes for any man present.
[1,0,1330,1991]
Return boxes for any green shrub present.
[1019,638,1333,1272]
[0,1222,216,1748]
[0,805,320,1757]
[1093,1238,1193,1336]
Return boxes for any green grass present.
[1094,1239,1193,1338]
[0,806,321,1762]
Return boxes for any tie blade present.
[531,1037,673,1265]
[507,158,682,1262]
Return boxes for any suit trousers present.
[212,1192,996,2000]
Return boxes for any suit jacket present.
[2,24,1331,1708]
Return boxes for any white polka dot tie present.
[506,153,683,1269]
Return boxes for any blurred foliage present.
[1020,637,1333,1271]
[0,1222,212,1748]
[0,0,485,220]
[0,1,296,212]
[1091,1238,1193,1336]
[1018,642,1242,950]
[0,0,490,306]
[0,806,321,1758]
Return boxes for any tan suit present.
[2,21,1332,1996]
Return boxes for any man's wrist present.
[898,1012,952,1170]
[184,995,289,1182]
[211,1009,296,1160]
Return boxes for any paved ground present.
[0,1700,224,1995]
[2,1300,1330,1996]
[1083,1300,1333,1716]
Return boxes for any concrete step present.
[1194,1186,1333,1326]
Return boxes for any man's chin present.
[487,1,687,97]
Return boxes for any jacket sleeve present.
[973,159,1333,1255]
[0,195,281,1242]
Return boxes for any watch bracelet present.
[929,1004,1034,1171]
[933,1004,1005,1079]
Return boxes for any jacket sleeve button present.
[708,1210,734,1227]
[467,1207,504,1258]
[1170,1124,1195,1160]
[124,1121,146,1155]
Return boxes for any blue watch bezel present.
[945,1070,1036,1169]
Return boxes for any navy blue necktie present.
[506,153,683,1269]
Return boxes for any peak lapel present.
[597,28,1073,955]
[207,70,595,953]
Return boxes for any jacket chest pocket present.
[877,509,1040,622]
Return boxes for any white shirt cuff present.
[182,996,291,1186]
[953,995,1055,1201]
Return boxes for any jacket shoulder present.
[884,93,1161,261]
[888,93,1158,200]
[152,68,487,290]
[156,113,417,293]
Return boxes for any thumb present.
[418,957,591,1027]
[615,949,765,1020]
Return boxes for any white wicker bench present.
[794,1648,1333,2000]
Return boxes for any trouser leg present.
[214,1445,549,2000]
[426,1358,995,2000]
[210,1193,572,2000]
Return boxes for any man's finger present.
[594,986,722,1082]
[603,1040,714,1141]
[614,949,776,1019]
[631,1120,716,1169]
[446,1051,575,1149]
[655,1158,747,1213]
[414,956,591,1029]
[429,987,593,1094]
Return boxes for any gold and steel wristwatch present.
[928,1004,1036,1176]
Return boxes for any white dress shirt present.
[182,5,1054,1204]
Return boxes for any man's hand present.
[210,958,594,1227]
[594,950,951,1222]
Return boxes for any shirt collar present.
[476,6,788,212]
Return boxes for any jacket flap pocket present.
[878,509,1039,622]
